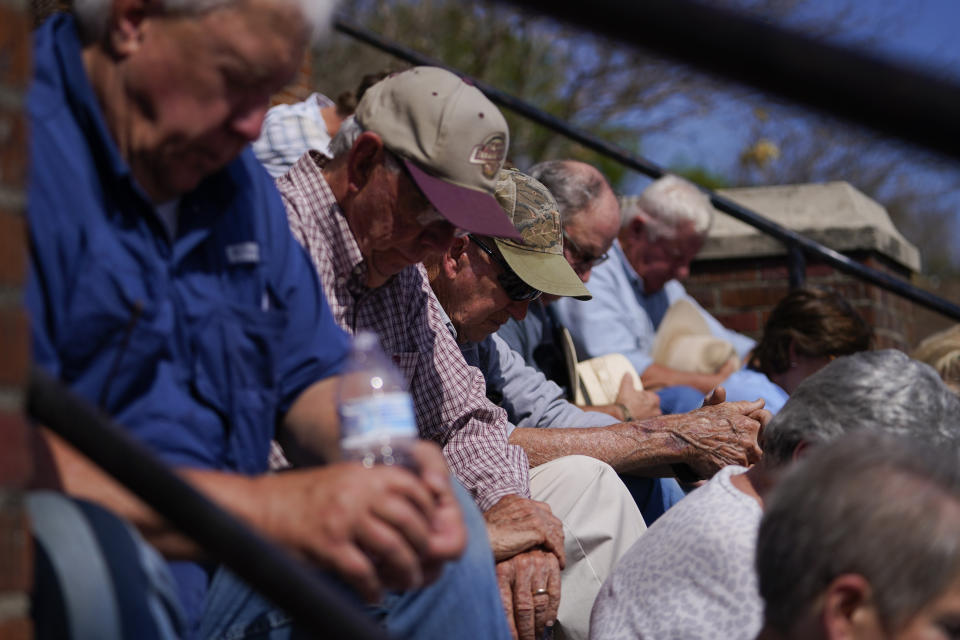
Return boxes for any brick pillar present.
[0,1,34,638]
[683,182,923,352]
[686,253,916,350]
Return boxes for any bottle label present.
[340,392,418,448]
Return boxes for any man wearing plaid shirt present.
[276,67,567,640]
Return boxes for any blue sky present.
[637,0,960,173]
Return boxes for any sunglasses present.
[469,235,543,302]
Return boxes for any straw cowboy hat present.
[560,327,644,406]
[651,299,739,374]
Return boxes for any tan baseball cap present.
[355,66,521,240]
[492,169,592,300]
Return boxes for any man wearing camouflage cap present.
[275,67,563,639]
[427,168,770,638]
[426,168,646,639]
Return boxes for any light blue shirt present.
[552,240,756,375]
[721,368,789,414]
[252,92,334,178]
[476,334,619,436]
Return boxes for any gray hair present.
[620,174,714,239]
[73,0,334,44]
[761,349,960,466]
[328,116,401,172]
[757,431,960,634]
[527,160,608,225]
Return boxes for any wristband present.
[615,402,633,422]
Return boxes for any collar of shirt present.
[612,238,649,296]
[39,15,134,192]
[286,151,369,298]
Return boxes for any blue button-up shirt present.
[27,14,350,628]
[551,240,755,375]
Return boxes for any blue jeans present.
[614,388,702,523]
[656,385,705,415]
[199,479,510,640]
[619,475,686,524]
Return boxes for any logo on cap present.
[469,134,507,178]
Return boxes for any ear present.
[345,131,386,195]
[442,236,470,278]
[107,0,154,57]
[791,439,812,464]
[821,574,877,640]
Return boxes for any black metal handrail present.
[27,368,386,640]
[333,17,960,323]
[501,0,960,163]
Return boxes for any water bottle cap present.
[353,331,380,352]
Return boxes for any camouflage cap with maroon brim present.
[492,169,592,301]
[354,66,521,241]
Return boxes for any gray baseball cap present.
[355,67,521,240]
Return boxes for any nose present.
[578,266,593,283]
[231,102,269,142]
[506,300,530,322]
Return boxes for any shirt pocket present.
[390,351,421,391]
[57,254,167,403]
[191,304,288,474]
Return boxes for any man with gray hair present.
[589,350,960,640]
[756,431,960,640]
[276,67,571,640]
[27,4,506,639]
[553,174,755,395]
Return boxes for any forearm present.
[38,427,265,559]
[508,420,685,474]
[641,363,719,394]
[278,377,341,465]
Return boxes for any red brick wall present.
[686,252,916,352]
[0,1,34,638]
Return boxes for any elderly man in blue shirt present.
[25,2,508,639]
[551,175,755,393]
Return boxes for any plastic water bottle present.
[338,331,419,468]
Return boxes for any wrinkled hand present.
[665,397,765,479]
[496,549,562,640]
[484,495,565,566]
[616,374,661,419]
[258,441,465,602]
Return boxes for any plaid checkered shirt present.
[275,151,531,511]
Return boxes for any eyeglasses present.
[469,235,542,302]
[563,230,609,269]
[562,231,609,270]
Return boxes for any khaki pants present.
[529,456,647,640]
